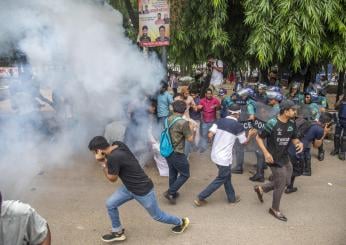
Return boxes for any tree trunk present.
[124,0,138,31]
[259,68,268,83]
[336,71,345,102]
[303,65,312,91]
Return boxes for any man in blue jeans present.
[194,104,256,206]
[164,100,195,204]
[88,136,189,243]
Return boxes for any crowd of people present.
[84,63,345,242]
[2,59,345,244]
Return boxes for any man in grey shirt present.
[0,192,51,245]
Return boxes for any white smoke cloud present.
[0,0,164,198]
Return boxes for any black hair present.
[160,82,168,94]
[0,191,2,214]
[190,89,198,95]
[172,100,187,114]
[319,112,333,125]
[206,88,213,94]
[207,54,213,59]
[142,25,148,30]
[159,25,165,31]
[88,136,110,151]
[157,13,161,16]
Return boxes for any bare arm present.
[241,128,257,145]
[256,135,274,163]
[187,123,196,142]
[99,160,118,183]
[208,131,215,142]
[291,138,304,153]
[248,114,255,121]
[39,224,51,245]
[103,166,118,182]
[212,65,223,73]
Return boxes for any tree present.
[243,0,346,87]
[169,0,230,72]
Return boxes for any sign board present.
[138,0,170,47]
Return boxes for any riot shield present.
[239,104,249,122]
[240,101,279,152]
[296,104,313,120]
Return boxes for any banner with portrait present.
[138,0,170,47]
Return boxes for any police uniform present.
[220,96,233,118]
[286,93,304,105]
[255,92,267,104]
[231,94,259,174]
[332,99,346,160]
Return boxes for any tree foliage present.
[169,0,230,69]
[109,0,346,75]
[243,0,346,71]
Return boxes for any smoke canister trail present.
[0,0,164,197]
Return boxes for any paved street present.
[2,141,345,245]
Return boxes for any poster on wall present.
[138,0,170,47]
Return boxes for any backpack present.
[160,116,183,157]
[295,117,317,139]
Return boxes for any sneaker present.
[194,199,207,207]
[164,191,176,205]
[172,217,190,234]
[173,192,180,199]
[101,231,126,242]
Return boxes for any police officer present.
[231,87,257,174]
[249,90,283,182]
[266,91,283,114]
[331,95,346,160]
[304,91,325,161]
[312,83,328,160]
[286,82,304,105]
[219,88,233,118]
[254,83,268,103]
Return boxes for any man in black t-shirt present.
[254,100,303,222]
[88,136,190,242]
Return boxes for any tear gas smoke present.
[0,0,164,198]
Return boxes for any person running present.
[194,104,257,206]
[88,137,189,242]
[163,100,195,204]
[0,192,51,245]
[254,100,303,222]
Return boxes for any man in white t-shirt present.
[0,192,51,245]
[207,55,224,89]
[194,105,256,206]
